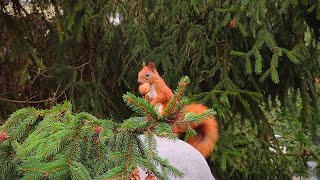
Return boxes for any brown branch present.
[27,93,44,101]
[55,89,66,100]
[163,82,187,118]
[65,120,85,177]
[284,150,315,157]
[88,30,96,82]
[0,97,55,104]
[125,133,133,174]
[75,61,90,70]
[138,0,143,30]
[30,69,51,84]
[0,89,66,104]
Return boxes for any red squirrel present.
[137,62,219,158]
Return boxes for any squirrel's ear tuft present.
[148,62,156,71]
[142,61,146,68]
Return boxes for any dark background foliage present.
[1,0,320,178]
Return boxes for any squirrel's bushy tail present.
[172,104,219,158]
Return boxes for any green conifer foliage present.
[0,102,115,179]
[0,76,214,179]
[1,0,320,178]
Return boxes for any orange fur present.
[138,63,173,114]
[138,62,219,158]
[171,104,219,158]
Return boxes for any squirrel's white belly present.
[147,84,157,99]
[147,84,163,113]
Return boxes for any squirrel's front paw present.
[145,95,153,102]
[139,82,150,95]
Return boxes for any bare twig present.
[0,97,55,104]
[75,61,91,69]
[27,93,44,101]
[56,89,66,100]
[0,88,66,104]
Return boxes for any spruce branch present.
[123,92,159,120]
[180,109,217,126]
[124,133,133,176]
[283,49,300,64]
[0,101,120,179]
[1,107,39,132]
[153,155,184,178]
[98,164,125,179]
[145,130,157,159]
[18,157,68,178]
[121,117,148,131]
[163,76,190,118]
[184,127,197,141]
[155,123,173,137]
[254,50,263,74]
[245,57,253,75]
[69,161,92,180]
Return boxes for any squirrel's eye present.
[146,73,150,77]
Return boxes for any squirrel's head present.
[137,62,160,85]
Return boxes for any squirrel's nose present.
[138,79,143,85]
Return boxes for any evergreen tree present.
[1,0,320,178]
[0,76,213,179]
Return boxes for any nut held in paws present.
[139,82,151,95]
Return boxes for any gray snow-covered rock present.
[139,135,215,180]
